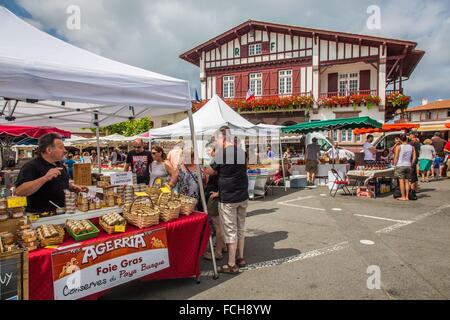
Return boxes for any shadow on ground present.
[102,230,300,300]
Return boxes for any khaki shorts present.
[395,166,411,180]
[305,160,318,173]
[219,200,248,244]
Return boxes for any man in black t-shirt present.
[205,126,249,274]
[15,133,88,213]
[124,138,152,185]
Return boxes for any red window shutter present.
[328,73,338,95]
[270,70,278,96]
[359,70,371,93]
[262,42,270,54]
[242,73,249,96]
[262,72,270,96]
[216,76,223,97]
[241,44,248,58]
[235,74,242,98]
[293,68,301,95]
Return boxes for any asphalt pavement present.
[103,178,450,300]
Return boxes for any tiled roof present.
[406,100,450,112]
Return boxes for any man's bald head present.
[133,139,144,151]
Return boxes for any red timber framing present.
[181,20,424,88]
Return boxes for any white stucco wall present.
[320,62,378,94]
[152,112,188,129]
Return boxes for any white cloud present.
[14,0,450,104]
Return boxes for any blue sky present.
[2,0,449,107]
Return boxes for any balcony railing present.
[319,90,378,98]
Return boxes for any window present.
[339,72,359,96]
[249,73,262,96]
[341,129,353,142]
[223,76,235,98]
[447,109,450,118]
[279,70,292,95]
[355,134,362,143]
[332,130,338,142]
[249,43,262,56]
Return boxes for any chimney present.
[421,98,428,106]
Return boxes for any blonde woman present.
[419,139,435,183]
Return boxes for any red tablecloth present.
[28,212,210,300]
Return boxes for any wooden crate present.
[0,248,28,300]
[73,163,92,186]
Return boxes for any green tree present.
[91,117,152,136]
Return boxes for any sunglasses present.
[151,151,159,155]
[133,146,143,149]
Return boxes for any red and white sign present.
[51,228,169,300]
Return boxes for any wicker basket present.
[99,219,127,234]
[37,225,65,247]
[157,192,181,222]
[179,194,197,215]
[123,195,160,229]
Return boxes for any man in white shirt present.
[363,135,377,164]
[327,142,340,164]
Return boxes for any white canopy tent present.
[150,95,257,138]
[0,8,218,277]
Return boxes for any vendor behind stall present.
[14,133,87,213]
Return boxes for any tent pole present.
[279,131,287,191]
[96,126,101,174]
[187,108,219,280]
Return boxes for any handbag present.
[408,189,418,201]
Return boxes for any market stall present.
[282,117,382,190]
[28,212,209,300]
[0,7,218,300]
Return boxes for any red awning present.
[354,123,420,135]
[446,123,450,129]
[0,125,71,139]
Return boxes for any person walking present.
[431,132,446,157]
[409,132,421,192]
[393,134,416,201]
[205,126,249,274]
[305,137,321,185]
[418,139,435,183]
[443,137,450,178]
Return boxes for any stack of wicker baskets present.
[157,192,181,222]
[123,195,160,229]
[146,186,161,203]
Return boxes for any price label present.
[114,225,126,233]
[45,245,58,249]
[7,197,27,208]
[134,192,147,197]
[28,215,40,221]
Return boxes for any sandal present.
[236,258,247,268]
[203,251,222,261]
[217,264,239,274]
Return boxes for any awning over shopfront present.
[353,123,420,135]
[282,116,382,134]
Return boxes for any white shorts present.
[218,200,248,244]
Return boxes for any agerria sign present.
[51,228,169,300]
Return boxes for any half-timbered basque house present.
[180,20,424,148]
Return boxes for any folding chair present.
[330,169,352,197]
